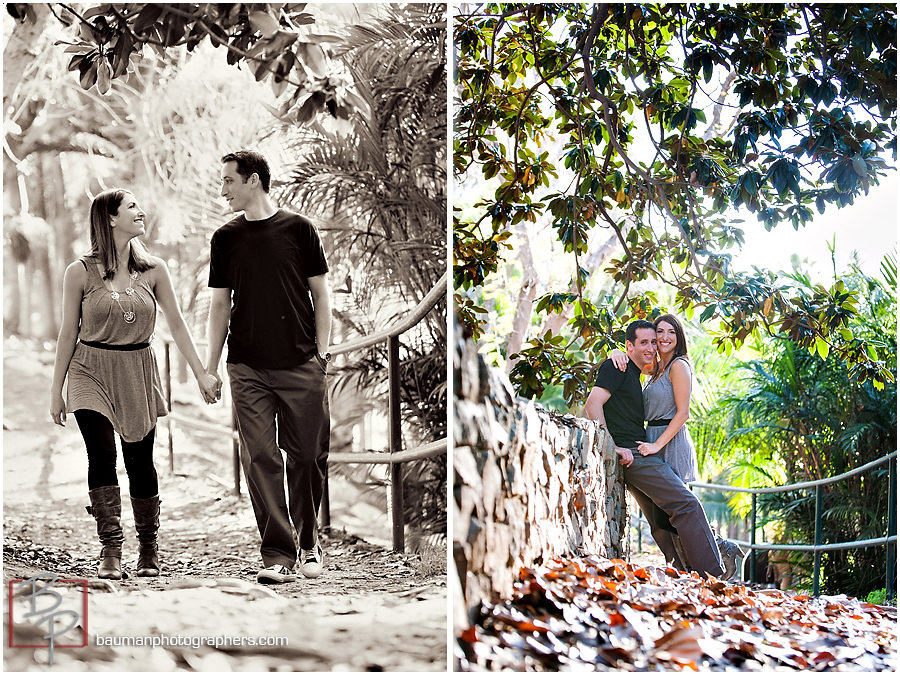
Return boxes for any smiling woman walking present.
[49,188,220,580]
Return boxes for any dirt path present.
[3,338,447,671]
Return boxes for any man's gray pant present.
[624,452,723,576]
[228,359,330,568]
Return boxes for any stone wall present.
[453,330,627,626]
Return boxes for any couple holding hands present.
[49,150,332,586]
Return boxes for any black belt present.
[80,339,150,351]
[647,418,673,427]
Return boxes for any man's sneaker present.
[256,564,296,584]
[300,544,324,578]
[717,538,744,580]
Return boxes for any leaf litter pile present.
[458,555,897,671]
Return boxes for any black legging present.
[73,409,158,498]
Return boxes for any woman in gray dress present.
[634,314,698,479]
[49,188,221,580]
[611,313,743,577]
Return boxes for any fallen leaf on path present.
[457,555,897,671]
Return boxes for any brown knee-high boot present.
[131,495,160,577]
[86,486,125,580]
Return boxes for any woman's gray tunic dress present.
[642,356,699,482]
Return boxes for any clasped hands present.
[615,440,662,467]
[197,370,222,405]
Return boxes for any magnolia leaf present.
[294,90,325,123]
[96,57,112,95]
[816,336,830,360]
[67,53,86,72]
[248,10,280,38]
[271,74,289,98]
[298,41,329,77]
[253,57,273,81]
[305,32,345,43]
[340,88,369,115]
[293,12,316,26]
[79,59,97,90]
[62,42,95,55]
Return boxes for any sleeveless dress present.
[642,356,699,482]
[66,257,168,443]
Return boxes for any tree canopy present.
[454,3,897,405]
[6,2,367,123]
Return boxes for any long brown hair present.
[89,189,155,280]
[650,313,690,379]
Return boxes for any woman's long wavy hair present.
[89,189,155,280]
[650,313,690,379]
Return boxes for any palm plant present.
[277,2,445,314]
[710,254,897,597]
[273,3,447,533]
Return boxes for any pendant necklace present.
[109,271,139,323]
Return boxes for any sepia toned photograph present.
[453,3,896,672]
[4,3,448,671]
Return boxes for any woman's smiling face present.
[109,192,145,238]
[656,320,678,355]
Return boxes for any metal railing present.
[158,271,448,553]
[688,451,897,597]
[323,272,448,551]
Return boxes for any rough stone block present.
[453,328,627,616]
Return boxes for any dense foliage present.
[454,3,897,406]
[273,3,448,533]
[702,255,896,598]
[7,2,366,123]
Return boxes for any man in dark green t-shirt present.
[207,150,331,585]
[585,320,724,577]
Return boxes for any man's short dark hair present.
[625,319,655,344]
[222,150,271,192]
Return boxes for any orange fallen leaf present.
[460,626,478,643]
[654,623,704,663]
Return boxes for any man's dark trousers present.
[624,452,723,576]
[228,358,330,568]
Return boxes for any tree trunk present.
[36,154,59,338]
[5,254,22,335]
[32,244,55,339]
[505,225,539,373]
[5,6,51,339]
[539,232,622,338]
[47,152,76,260]
[703,71,738,141]
[18,263,31,337]
[3,5,51,222]
[3,4,52,113]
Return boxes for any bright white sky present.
[730,172,898,282]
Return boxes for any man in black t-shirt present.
[585,320,724,577]
[207,150,331,585]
